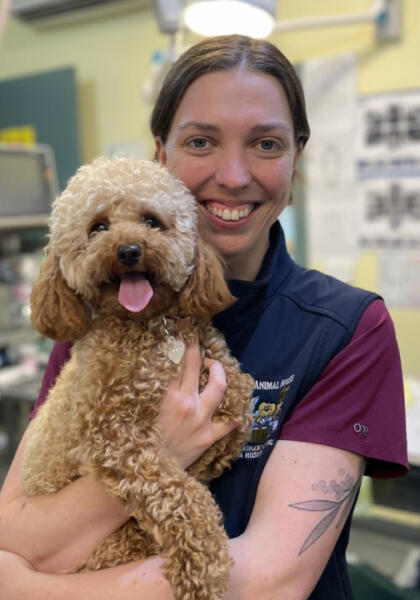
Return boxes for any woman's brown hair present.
[150,34,310,149]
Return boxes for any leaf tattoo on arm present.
[289,460,366,555]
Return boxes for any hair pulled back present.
[150,34,310,149]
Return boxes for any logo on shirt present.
[240,375,295,460]
[254,375,294,391]
[354,423,369,437]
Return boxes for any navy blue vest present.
[211,222,379,599]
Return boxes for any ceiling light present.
[183,0,276,39]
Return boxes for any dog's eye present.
[143,215,162,229]
[89,222,109,237]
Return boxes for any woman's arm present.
[0,422,130,573]
[227,441,365,599]
[0,441,365,599]
[0,343,233,573]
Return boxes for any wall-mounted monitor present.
[0,144,58,229]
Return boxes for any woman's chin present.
[210,237,249,260]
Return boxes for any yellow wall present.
[1,0,419,374]
[273,0,420,95]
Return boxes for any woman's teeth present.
[205,203,253,221]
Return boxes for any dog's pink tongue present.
[118,272,153,313]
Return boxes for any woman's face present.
[155,69,300,280]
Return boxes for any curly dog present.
[22,157,254,599]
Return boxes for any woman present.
[0,35,408,599]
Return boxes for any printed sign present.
[356,91,420,306]
[357,91,420,250]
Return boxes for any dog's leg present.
[136,458,232,600]
[93,444,232,600]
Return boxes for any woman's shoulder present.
[282,263,380,329]
[280,298,408,477]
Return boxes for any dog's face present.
[50,158,197,317]
[31,157,234,341]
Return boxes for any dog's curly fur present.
[22,157,254,599]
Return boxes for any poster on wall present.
[356,90,420,307]
[302,53,359,283]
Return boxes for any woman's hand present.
[159,341,238,469]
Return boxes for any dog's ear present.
[30,246,91,342]
[178,236,235,317]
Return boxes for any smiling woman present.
[0,34,408,600]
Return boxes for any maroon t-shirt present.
[280,299,408,477]
[31,299,408,477]
[31,341,72,419]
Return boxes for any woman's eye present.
[188,137,209,150]
[144,215,162,228]
[89,222,109,237]
[259,139,278,151]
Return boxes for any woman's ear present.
[30,246,91,342]
[178,236,235,317]
[154,136,167,165]
[293,143,304,176]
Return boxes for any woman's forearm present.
[46,557,174,600]
[0,424,130,573]
[0,554,174,600]
[0,535,296,600]
[0,473,129,573]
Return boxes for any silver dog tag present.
[168,339,185,365]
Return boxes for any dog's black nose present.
[117,244,141,267]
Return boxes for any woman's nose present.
[214,150,252,190]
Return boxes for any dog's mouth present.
[117,271,154,313]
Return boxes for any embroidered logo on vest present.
[240,375,295,459]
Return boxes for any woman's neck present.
[225,237,270,282]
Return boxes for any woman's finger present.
[179,340,201,393]
[210,418,240,444]
[200,359,227,414]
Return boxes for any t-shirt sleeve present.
[279,299,409,478]
[30,342,72,419]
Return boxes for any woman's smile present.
[203,201,255,223]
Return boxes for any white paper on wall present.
[356,91,420,181]
[356,90,420,306]
[358,177,420,249]
[378,251,420,307]
[302,53,360,282]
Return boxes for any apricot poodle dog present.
[22,157,254,599]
